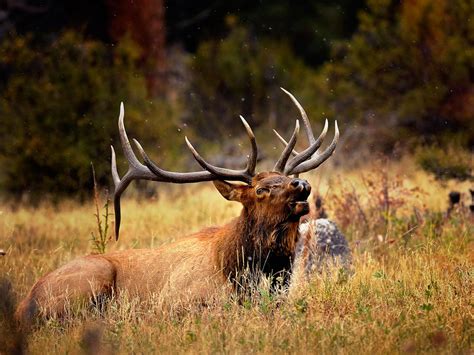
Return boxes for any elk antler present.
[274,88,339,175]
[112,103,215,240]
[273,119,299,173]
[113,91,338,239]
[111,103,164,240]
[135,115,258,184]
[111,105,259,239]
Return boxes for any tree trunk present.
[107,0,167,96]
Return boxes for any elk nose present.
[290,178,311,194]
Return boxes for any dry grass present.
[0,158,472,354]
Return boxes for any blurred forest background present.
[0,0,472,200]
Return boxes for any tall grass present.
[0,159,472,354]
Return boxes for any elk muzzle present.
[288,178,311,217]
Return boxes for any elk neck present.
[216,206,300,283]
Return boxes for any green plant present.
[0,31,182,200]
[90,164,111,254]
[415,145,473,181]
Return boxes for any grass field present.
[0,159,473,354]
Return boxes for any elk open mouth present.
[288,185,311,216]
[289,201,310,216]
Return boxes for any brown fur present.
[16,172,311,327]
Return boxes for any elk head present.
[111,88,339,240]
[213,173,311,227]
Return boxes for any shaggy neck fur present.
[216,206,300,284]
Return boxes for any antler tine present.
[179,116,258,184]
[240,115,258,176]
[284,118,328,174]
[275,88,339,175]
[274,118,328,158]
[289,121,339,175]
[273,120,299,173]
[279,88,329,169]
[111,145,121,187]
[280,87,315,144]
[111,102,162,240]
[273,129,299,157]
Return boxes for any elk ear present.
[213,181,248,202]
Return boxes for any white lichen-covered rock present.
[290,219,352,292]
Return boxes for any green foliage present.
[318,0,474,148]
[189,25,319,139]
[1,0,473,199]
[415,145,473,181]
[0,31,181,199]
[90,164,111,254]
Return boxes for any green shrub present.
[0,31,182,200]
[415,145,473,181]
[317,0,474,149]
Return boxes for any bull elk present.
[16,88,339,326]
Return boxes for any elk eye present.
[256,187,269,195]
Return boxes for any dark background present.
[0,0,472,199]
